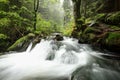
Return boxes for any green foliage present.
[81,0,98,18]
[20,0,34,12]
[38,0,63,25]
[0,0,9,11]
[0,11,31,34]
[106,11,120,25]
[9,0,22,8]
[93,11,120,25]
[0,34,9,51]
[0,18,11,28]
[84,27,96,34]
[35,14,61,35]
[36,20,52,34]
[19,6,33,20]
[0,11,7,18]
[0,34,9,39]
[0,0,9,3]
[0,0,35,52]
[109,25,120,30]
[50,0,58,3]
[7,12,21,19]
[36,14,51,34]
[94,13,106,21]
[62,22,74,36]
[107,32,120,42]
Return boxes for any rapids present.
[0,37,120,80]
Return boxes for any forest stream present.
[0,0,120,80]
[0,37,120,80]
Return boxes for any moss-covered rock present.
[104,32,120,53]
[7,33,35,51]
[106,32,120,44]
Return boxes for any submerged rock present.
[52,33,64,41]
[54,34,64,41]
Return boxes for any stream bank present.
[71,11,120,54]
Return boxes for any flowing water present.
[0,37,120,80]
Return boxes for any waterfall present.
[0,37,120,80]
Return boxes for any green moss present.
[7,36,27,51]
[108,32,120,40]
[7,33,35,51]
[106,32,120,45]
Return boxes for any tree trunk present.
[72,0,82,30]
[34,0,39,30]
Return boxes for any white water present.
[0,38,120,80]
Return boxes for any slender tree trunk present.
[83,0,86,20]
[34,0,39,30]
[72,0,81,30]
[114,0,120,11]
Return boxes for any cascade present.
[0,37,120,80]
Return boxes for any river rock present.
[52,33,64,41]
